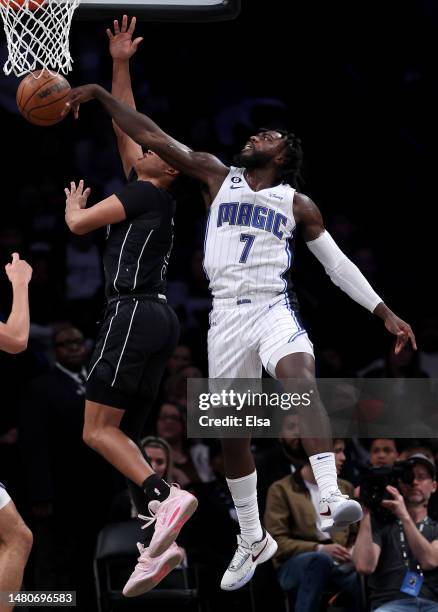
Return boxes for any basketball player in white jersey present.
[66,29,417,590]
[0,253,33,611]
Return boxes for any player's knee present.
[5,522,33,559]
[83,423,100,450]
[19,524,33,558]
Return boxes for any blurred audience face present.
[399,446,435,462]
[399,464,437,506]
[54,327,87,371]
[156,403,185,443]
[280,414,307,464]
[370,438,399,467]
[167,345,192,375]
[144,445,168,479]
[334,439,346,474]
[280,413,300,450]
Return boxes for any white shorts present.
[208,294,314,378]
[0,481,11,511]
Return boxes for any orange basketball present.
[0,0,45,10]
[16,69,71,126]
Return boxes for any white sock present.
[226,470,263,545]
[309,452,338,500]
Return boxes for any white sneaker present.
[320,489,363,526]
[220,529,278,591]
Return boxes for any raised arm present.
[65,85,229,191]
[294,192,417,353]
[64,180,126,235]
[0,253,32,354]
[108,15,143,178]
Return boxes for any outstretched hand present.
[63,84,98,119]
[5,253,32,286]
[64,180,91,210]
[107,14,143,61]
[384,312,417,354]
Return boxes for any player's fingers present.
[132,37,143,50]
[74,104,80,120]
[106,28,113,40]
[70,181,76,193]
[410,331,418,351]
[394,332,406,354]
[77,179,84,195]
[113,19,120,34]
[128,15,136,34]
[121,14,128,32]
[84,187,91,197]
[64,188,70,197]
[12,253,19,263]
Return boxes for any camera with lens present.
[359,461,415,524]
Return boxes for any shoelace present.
[321,490,349,504]
[135,543,153,570]
[229,538,251,570]
[138,483,181,530]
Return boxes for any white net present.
[0,0,81,77]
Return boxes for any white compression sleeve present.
[306,230,382,313]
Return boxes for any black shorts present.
[86,296,180,411]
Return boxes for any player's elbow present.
[4,336,28,354]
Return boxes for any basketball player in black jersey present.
[63,26,197,593]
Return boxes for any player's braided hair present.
[260,128,304,188]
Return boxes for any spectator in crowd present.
[256,412,307,516]
[370,438,400,468]
[166,344,193,376]
[156,402,214,486]
[265,439,359,612]
[399,444,436,463]
[19,325,118,605]
[354,439,400,499]
[353,454,438,611]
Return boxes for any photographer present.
[353,454,438,611]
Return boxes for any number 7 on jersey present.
[239,234,256,263]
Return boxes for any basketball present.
[16,69,71,126]
[0,0,45,10]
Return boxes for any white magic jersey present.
[203,167,296,299]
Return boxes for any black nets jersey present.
[103,170,175,299]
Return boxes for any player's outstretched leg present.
[220,439,277,591]
[83,400,197,594]
[276,352,362,527]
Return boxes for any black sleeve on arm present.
[116,180,158,220]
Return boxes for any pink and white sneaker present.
[140,485,198,558]
[122,542,183,598]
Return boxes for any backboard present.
[77,0,241,21]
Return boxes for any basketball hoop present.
[0,0,81,77]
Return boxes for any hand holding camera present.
[381,485,410,522]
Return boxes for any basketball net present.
[0,0,81,77]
